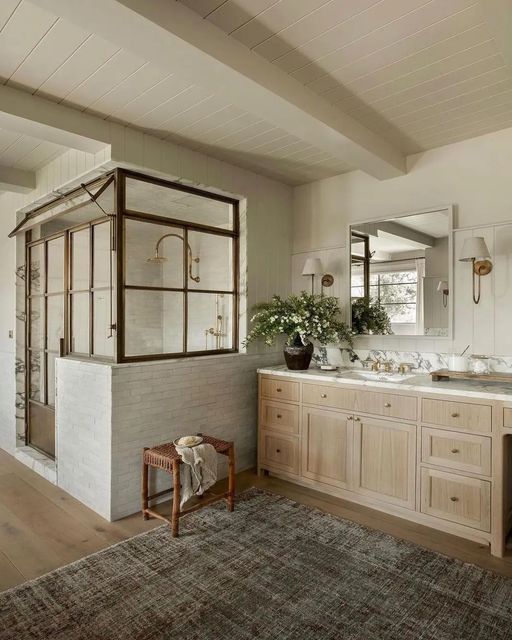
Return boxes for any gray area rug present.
[1,488,512,640]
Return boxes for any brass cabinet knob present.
[354,417,361,422]
[321,393,327,398]
[276,449,281,453]
[347,416,353,420]
[450,448,459,454]
[451,412,459,418]
[276,388,282,392]
[450,496,459,502]
[384,402,391,408]
[276,414,282,419]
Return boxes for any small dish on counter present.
[319,364,338,371]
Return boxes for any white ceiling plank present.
[0,163,35,192]
[62,49,146,110]
[207,0,279,35]
[0,1,21,31]
[253,0,381,62]
[131,85,214,130]
[0,1,58,81]
[178,0,226,18]
[86,62,169,117]
[275,0,435,76]
[30,0,405,179]
[13,139,65,169]
[230,0,331,49]
[36,34,120,102]
[8,17,90,92]
[0,128,22,154]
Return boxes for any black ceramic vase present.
[283,334,314,370]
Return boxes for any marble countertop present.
[258,365,512,402]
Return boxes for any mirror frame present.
[347,204,454,341]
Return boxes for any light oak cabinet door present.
[421,427,491,476]
[260,400,299,435]
[420,468,490,532]
[353,417,416,510]
[301,407,353,489]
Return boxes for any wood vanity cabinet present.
[258,372,509,558]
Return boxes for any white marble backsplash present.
[313,346,512,374]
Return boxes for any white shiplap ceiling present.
[0,0,511,186]
[179,0,512,154]
[0,127,65,170]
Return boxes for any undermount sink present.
[348,370,417,382]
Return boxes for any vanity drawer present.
[421,428,491,476]
[302,383,355,411]
[420,468,490,531]
[354,390,417,422]
[260,400,299,435]
[260,430,299,475]
[422,399,491,434]
[261,377,299,403]
[504,407,512,428]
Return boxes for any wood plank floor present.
[1,447,512,593]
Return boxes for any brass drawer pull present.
[451,412,459,418]
[276,449,281,453]
[354,417,361,422]
[320,393,327,398]
[347,416,353,420]
[276,388,282,392]
[384,402,391,408]
[276,414,282,419]
[450,496,459,502]
[450,448,460,454]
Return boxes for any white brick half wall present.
[56,352,282,520]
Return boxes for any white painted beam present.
[30,0,406,180]
[0,85,109,153]
[0,164,35,193]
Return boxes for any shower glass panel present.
[125,219,184,289]
[187,232,233,291]
[70,292,90,354]
[125,176,234,230]
[124,289,184,356]
[188,292,233,352]
[71,228,90,290]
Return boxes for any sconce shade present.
[437,280,449,292]
[459,237,491,262]
[302,257,323,276]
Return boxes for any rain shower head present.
[146,253,168,264]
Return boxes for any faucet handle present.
[398,362,415,375]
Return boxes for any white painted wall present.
[293,126,512,356]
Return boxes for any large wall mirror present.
[349,206,452,338]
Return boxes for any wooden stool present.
[141,434,235,537]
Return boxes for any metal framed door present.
[26,233,67,458]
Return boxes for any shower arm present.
[154,233,200,282]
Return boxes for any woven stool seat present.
[144,436,231,472]
[141,433,235,537]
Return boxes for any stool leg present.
[142,447,149,520]
[172,461,181,537]
[228,443,235,512]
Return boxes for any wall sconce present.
[302,258,323,294]
[459,237,492,304]
[437,280,449,308]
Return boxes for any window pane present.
[385,303,416,324]
[71,292,90,353]
[125,289,184,356]
[188,293,233,352]
[93,222,111,288]
[47,295,64,352]
[126,177,233,230]
[29,296,45,349]
[29,244,44,294]
[29,351,44,402]
[188,232,233,291]
[378,283,417,304]
[379,271,417,285]
[47,353,56,407]
[125,219,184,289]
[93,290,114,357]
[71,228,90,290]
[47,236,65,293]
